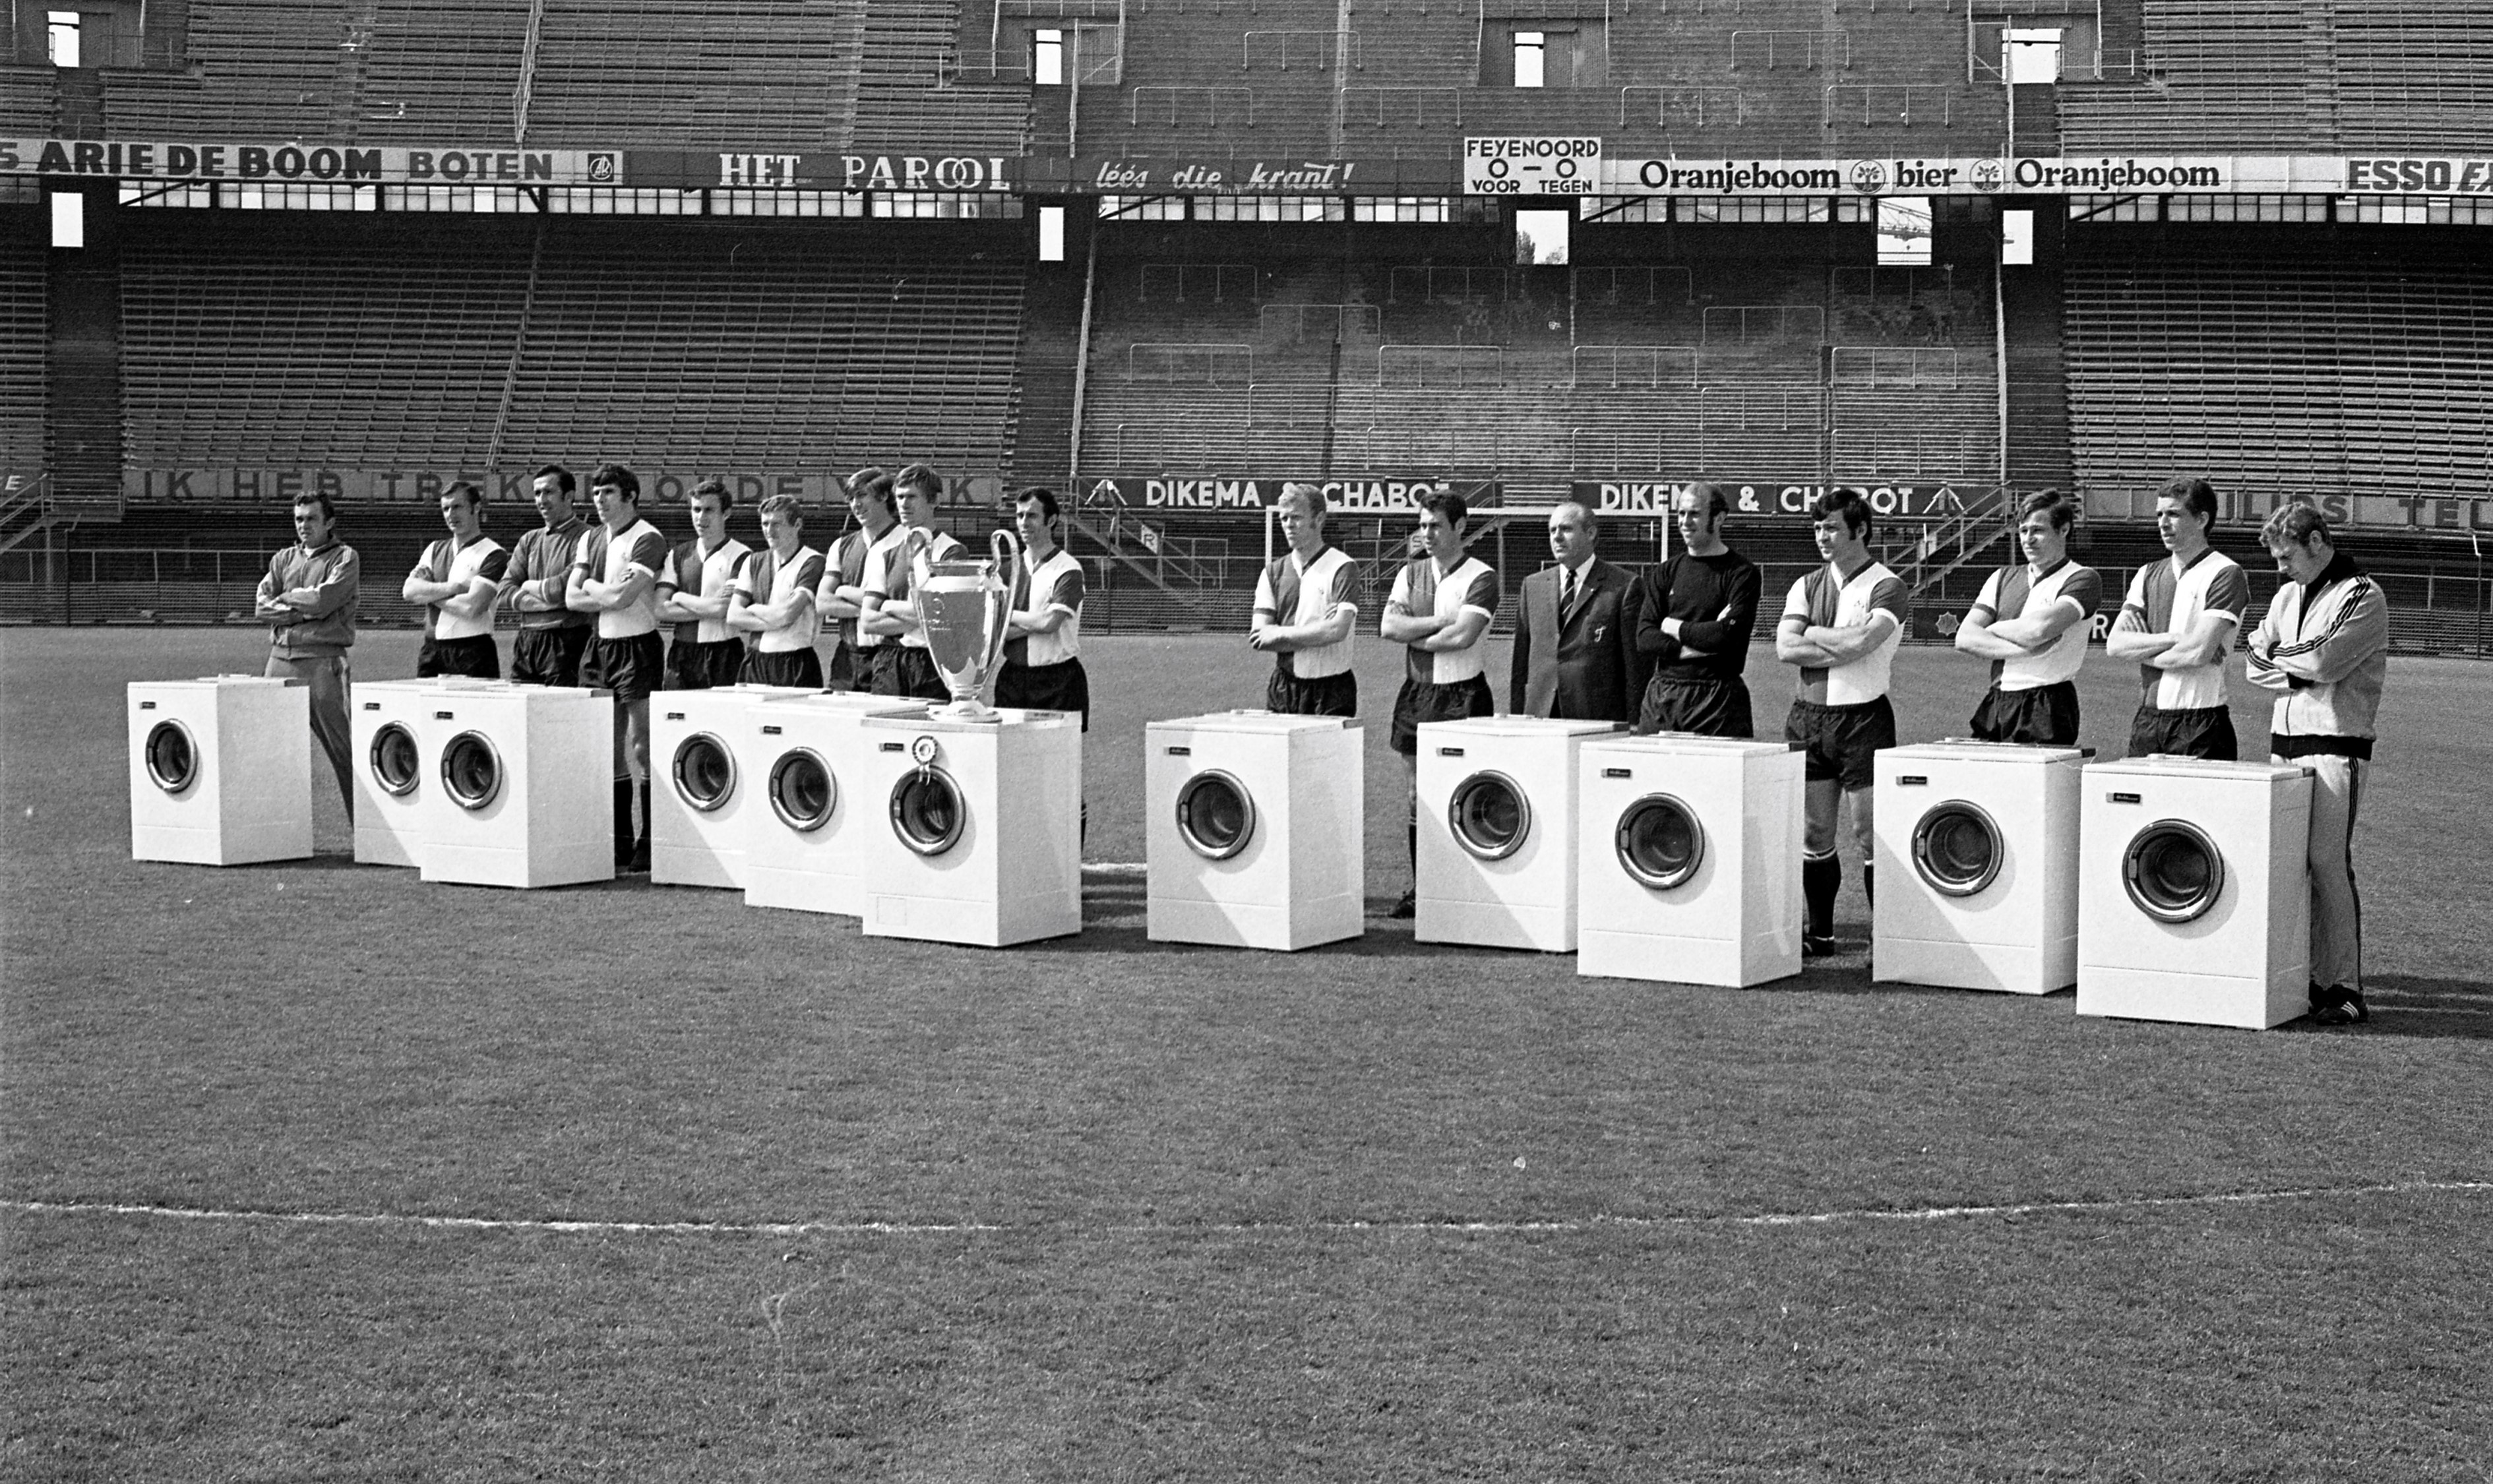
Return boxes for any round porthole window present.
[1616,793,1704,891]
[1448,771,1531,861]
[673,732,737,813]
[369,722,421,799]
[890,766,967,857]
[1911,801,2003,898]
[767,749,835,832]
[2123,819,2225,924]
[144,720,199,795]
[441,731,503,812]
[1175,771,1254,860]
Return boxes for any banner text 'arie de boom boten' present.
[1,138,619,183]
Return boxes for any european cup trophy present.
[913,528,1024,720]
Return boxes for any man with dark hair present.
[500,463,595,686]
[656,476,750,690]
[1248,481,1359,716]
[1635,481,1762,736]
[1510,500,1644,724]
[1777,487,1908,957]
[995,487,1090,723]
[2108,476,2249,760]
[863,462,964,703]
[1380,490,1499,917]
[566,463,669,872]
[2246,503,2389,1026]
[402,479,507,679]
[1954,489,2101,745]
[255,491,360,822]
[727,494,826,689]
[827,466,904,694]
[816,470,894,691]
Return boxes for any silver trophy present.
[913,527,1023,720]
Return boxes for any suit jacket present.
[1509,555,1646,723]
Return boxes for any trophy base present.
[933,698,1004,723]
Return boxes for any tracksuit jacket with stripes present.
[2246,552,2389,758]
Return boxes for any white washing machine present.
[416,685,614,889]
[1577,734,1805,987]
[128,675,313,866]
[1415,716,1620,952]
[2076,757,2313,1030]
[650,683,822,890]
[1145,710,1364,951]
[742,692,923,917]
[858,707,1083,947]
[351,677,506,868]
[1872,741,2088,995]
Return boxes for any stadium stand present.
[524,1,848,149]
[117,214,526,474]
[0,226,43,478]
[2064,239,2493,506]
[10,0,2493,659]
[100,1,346,139]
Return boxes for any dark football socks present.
[1862,861,1875,910]
[612,779,635,868]
[632,782,652,867]
[1802,851,1841,941]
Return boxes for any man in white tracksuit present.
[2245,503,2389,1027]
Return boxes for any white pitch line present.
[9,1180,2488,1242]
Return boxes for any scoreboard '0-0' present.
[1463,137,1603,196]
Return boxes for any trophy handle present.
[977,527,1024,709]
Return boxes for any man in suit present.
[1508,501,1645,724]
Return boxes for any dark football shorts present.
[741,647,823,690]
[1266,665,1357,719]
[873,644,951,703]
[416,633,501,680]
[508,625,591,687]
[995,658,1091,730]
[1970,681,2080,747]
[579,631,666,703]
[1785,695,1897,790]
[1390,673,1494,755]
[1637,675,1754,739]
[824,642,857,692]
[664,636,746,691]
[2128,702,2237,762]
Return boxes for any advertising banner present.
[3,139,619,183]
[123,468,849,505]
[1575,481,2002,520]
[625,150,1019,191]
[1601,154,2364,198]
[1026,156,1441,195]
[1083,476,1498,512]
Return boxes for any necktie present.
[1560,567,1577,622]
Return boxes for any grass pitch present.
[4,628,2490,1480]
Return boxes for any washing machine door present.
[766,747,836,832]
[890,765,967,856]
[440,731,504,811]
[673,732,738,813]
[1911,800,2002,898]
[143,719,199,795]
[1616,793,1703,890]
[369,722,421,799]
[2122,819,2225,924]
[1175,770,1255,860]
[1448,770,1531,861]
